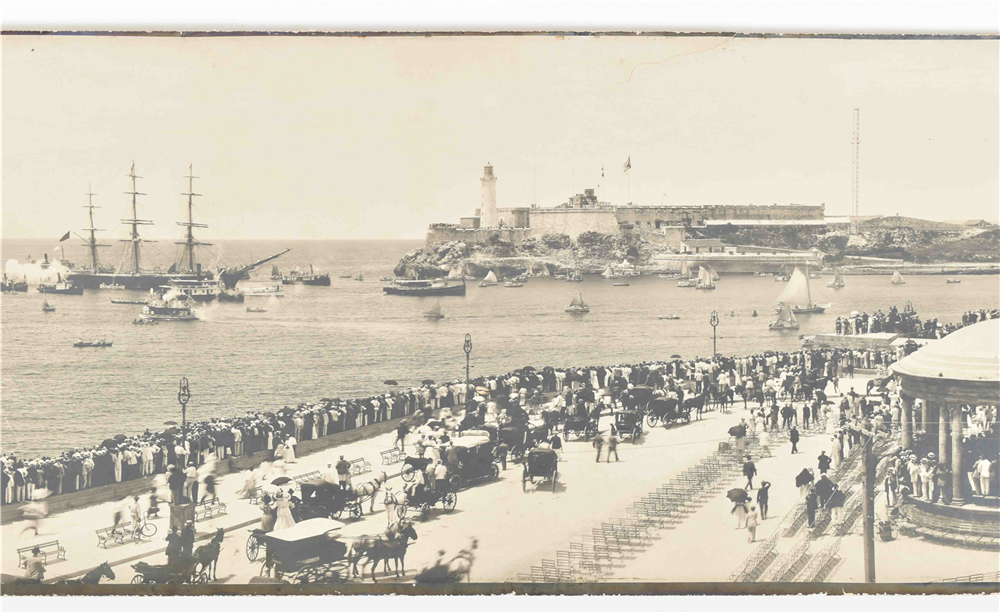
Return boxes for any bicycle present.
[130,516,158,541]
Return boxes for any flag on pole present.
[59,231,71,242]
[623,157,631,173]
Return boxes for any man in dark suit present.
[743,456,757,490]
[757,481,771,520]
[790,426,800,454]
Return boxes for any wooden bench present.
[18,541,66,567]
[96,523,133,548]
[194,498,228,520]
[292,470,322,485]
[348,457,371,476]
[380,448,406,465]
[248,486,265,504]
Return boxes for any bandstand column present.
[920,399,929,433]
[951,406,966,506]
[900,395,913,449]
[938,402,949,465]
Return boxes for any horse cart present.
[614,410,644,442]
[497,423,547,462]
[447,434,501,490]
[562,412,599,441]
[401,456,434,483]
[295,480,363,521]
[522,448,558,492]
[644,397,691,428]
[257,517,350,584]
[396,483,458,521]
[130,556,207,585]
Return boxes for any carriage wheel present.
[552,470,558,492]
[633,426,641,442]
[420,503,432,520]
[443,491,457,511]
[141,522,158,538]
[585,424,598,440]
[684,410,692,423]
[448,474,462,491]
[489,463,500,480]
[293,563,343,585]
[131,575,146,585]
[522,472,528,493]
[350,503,363,519]
[646,414,659,428]
[510,446,525,462]
[332,507,344,520]
[401,464,416,482]
[246,535,261,562]
[196,572,209,584]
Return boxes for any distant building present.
[680,238,726,254]
[945,219,994,228]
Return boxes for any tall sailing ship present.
[775,265,829,314]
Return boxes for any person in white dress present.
[283,436,297,463]
[274,491,296,530]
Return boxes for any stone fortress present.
[428,164,827,250]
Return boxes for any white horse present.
[382,486,408,527]
[354,472,388,514]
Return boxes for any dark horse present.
[866,374,893,397]
[683,393,707,419]
[57,561,116,585]
[193,528,224,581]
[349,521,419,582]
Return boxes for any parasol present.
[521,366,536,371]
[795,469,814,488]
[728,425,747,438]
[101,439,116,449]
[114,434,127,442]
[670,354,682,359]
[163,421,178,426]
[422,379,436,385]
[727,488,749,503]
[383,380,399,386]
[271,476,293,486]
[475,386,490,396]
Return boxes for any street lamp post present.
[177,377,191,434]
[464,334,473,388]
[709,310,720,356]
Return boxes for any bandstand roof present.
[891,319,1000,404]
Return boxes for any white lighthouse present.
[480,164,498,228]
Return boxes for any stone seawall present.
[426,226,531,248]
[0,416,406,525]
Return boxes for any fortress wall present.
[616,204,825,227]
[426,225,531,247]
[529,209,620,238]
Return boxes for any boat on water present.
[139,295,199,322]
[355,273,364,281]
[751,309,758,317]
[565,291,590,314]
[74,339,113,348]
[379,276,394,282]
[775,265,829,314]
[504,281,524,288]
[245,285,284,298]
[769,302,800,331]
[891,270,906,285]
[613,281,630,287]
[809,272,822,279]
[338,274,352,279]
[658,314,680,320]
[161,277,224,302]
[99,283,126,290]
[1,275,29,292]
[132,318,159,325]
[566,271,583,282]
[694,266,716,290]
[827,269,845,289]
[479,270,499,287]
[283,265,331,286]
[423,300,445,319]
[383,277,467,297]
[42,299,56,312]
[677,278,697,288]
[946,278,962,284]
[246,307,267,313]
[270,265,282,280]
[38,274,84,295]
[111,297,148,305]
[601,264,619,279]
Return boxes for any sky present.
[3,34,998,241]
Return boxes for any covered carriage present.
[447,434,501,490]
[522,447,558,492]
[257,517,350,584]
[562,412,599,440]
[130,555,207,585]
[644,397,691,428]
[614,410,644,442]
[295,479,364,520]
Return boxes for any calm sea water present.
[2,238,998,458]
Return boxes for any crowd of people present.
[834,305,997,339]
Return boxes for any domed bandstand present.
[890,317,999,548]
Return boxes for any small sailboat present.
[565,291,590,314]
[447,266,462,280]
[355,272,364,281]
[891,270,906,285]
[423,300,445,319]
[271,265,282,280]
[679,261,693,279]
[769,302,800,330]
[776,265,829,314]
[601,264,615,279]
[42,298,56,312]
[479,270,499,287]
[695,266,716,290]
[827,269,845,289]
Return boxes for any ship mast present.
[120,162,155,275]
[175,163,210,273]
[82,183,110,271]
[805,262,813,306]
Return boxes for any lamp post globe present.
[463,334,473,390]
[710,311,720,356]
[177,377,191,433]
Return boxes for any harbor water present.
[2,238,998,458]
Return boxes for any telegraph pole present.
[862,432,876,582]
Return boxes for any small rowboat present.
[504,281,523,288]
[658,314,680,320]
[613,281,630,287]
[247,307,267,313]
[945,278,961,284]
[74,341,113,348]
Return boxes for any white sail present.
[698,266,713,287]
[484,270,498,283]
[834,270,844,285]
[447,267,460,279]
[601,264,614,278]
[776,267,811,306]
[775,302,798,325]
[680,261,691,277]
[891,270,904,284]
[426,300,442,316]
[569,292,587,308]
[538,265,550,277]
[525,265,534,277]
[705,264,719,281]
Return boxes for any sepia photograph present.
[1,2,998,604]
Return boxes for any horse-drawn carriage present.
[130,556,207,585]
[644,396,692,428]
[562,411,599,441]
[628,385,656,412]
[447,434,501,490]
[255,517,350,584]
[295,480,364,521]
[401,456,434,483]
[614,410,644,442]
[522,448,558,492]
[395,482,458,521]
[496,422,545,462]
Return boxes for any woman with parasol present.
[727,488,750,529]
